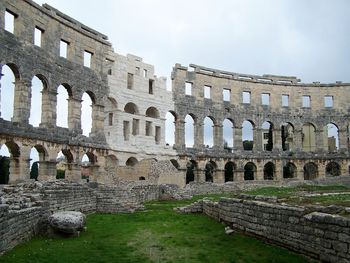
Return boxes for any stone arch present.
[185,114,196,147]
[145,106,160,118]
[263,162,275,180]
[242,120,255,150]
[304,162,318,180]
[205,161,217,182]
[325,161,341,177]
[0,144,11,184]
[30,145,47,181]
[281,122,294,151]
[223,118,234,149]
[56,83,73,128]
[124,102,138,114]
[244,162,256,180]
[0,63,20,121]
[283,162,297,179]
[224,161,236,182]
[29,75,47,127]
[325,123,339,152]
[165,111,177,146]
[186,160,197,184]
[81,92,94,136]
[126,157,138,167]
[204,116,215,148]
[262,121,274,151]
[302,123,316,152]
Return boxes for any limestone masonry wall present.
[178,198,350,262]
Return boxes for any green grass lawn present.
[0,198,313,263]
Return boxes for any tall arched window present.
[185,114,195,147]
[165,111,176,146]
[81,92,94,136]
[223,119,234,149]
[242,120,254,150]
[29,76,45,126]
[203,116,214,148]
[0,65,17,121]
[56,85,70,128]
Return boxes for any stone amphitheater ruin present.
[0,0,350,261]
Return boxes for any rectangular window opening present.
[282,94,289,107]
[123,121,130,141]
[143,69,147,78]
[185,82,192,95]
[324,96,333,108]
[302,95,311,108]
[4,10,16,33]
[127,73,134,89]
[132,119,139,135]
[84,50,93,68]
[155,126,161,144]
[108,113,113,126]
[149,79,154,94]
[60,40,68,58]
[242,91,251,104]
[34,27,43,47]
[146,121,152,136]
[136,67,140,75]
[261,93,270,106]
[223,89,231,102]
[204,85,211,99]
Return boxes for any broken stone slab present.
[48,211,86,235]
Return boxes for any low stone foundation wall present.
[177,198,350,262]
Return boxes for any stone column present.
[255,127,262,152]
[338,128,348,154]
[234,169,245,181]
[273,128,282,152]
[91,104,105,139]
[65,163,81,181]
[12,79,31,124]
[38,161,57,181]
[8,146,31,183]
[256,164,263,181]
[214,169,225,183]
[40,90,57,128]
[68,97,82,133]
[294,128,303,152]
[316,129,326,152]
[213,124,224,149]
[318,162,326,179]
[234,126,243,152]
[194,122,204,149]
[274,161,283,181]
[195,169,205,182]
[174,119,185,149]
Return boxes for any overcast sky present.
[33,0,350,84]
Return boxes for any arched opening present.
[325,161,341,177]
[56,84,71,128]
[165,111,176,146]
[325,123,339,152]
[304,162,318,180]
[262,121,273,151]
[145,107,159,118]
[205,161,216,182]
[170,159,179,169]
[81,152,96,181]
[0,144,11,184]
[223,119,234,150]
[186,160,197,184]
[185,114,195,147]
[302,123,316,152]
[244,162,256,180]
[263,162,275,180]
[124,102,138,114]
[281,123,294,151]
[0,64,18,121]
[81,92,94,136]
[224,161,235,182]
[126,157,138,167]
[30,147,40,180]
[29,75,45,127]
[242,120,254,150]
[139,176,146,180]
[56,150,70,179]
[283,162,297,179]
[204,116,214,148]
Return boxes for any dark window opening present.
[149,79,154,94]
[127,73,134,89]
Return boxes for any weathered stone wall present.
[178,197,350,262]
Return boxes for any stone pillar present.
[38,161,57,181]
[65,163,81,181]
[8,146,31,183]
[68,97,82,133]
[234,126,243,152]
[316,129,326,152]
[40,90,57,128]
[174,119,185,149]
[273,128,282,152]
[256,164,263,180]
[234,169,244,181]
[91,104,105,139]
[294,128,303,152]
[89,165,101,183]
[213,124,224,149]
[194,122,204,149]
[214,169,225,183]
[12,79,31,124]
[255,127,262,152]
[338,128,348,154]
[274,161,283,181]
[195,169,205,182]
